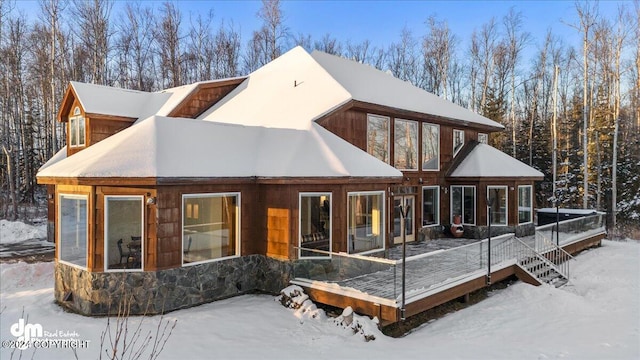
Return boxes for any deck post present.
[487,199,492,285]
[399,203,410,321]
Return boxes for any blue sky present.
[12,0,629,58]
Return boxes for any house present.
[37,47,543,316]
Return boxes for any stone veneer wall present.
[55,255,293,316]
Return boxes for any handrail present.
[513,237,568,281]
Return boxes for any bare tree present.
[71,0,112,84]
[155,2,183,88]
[422,15,457,98]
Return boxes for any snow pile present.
[332,306,379,342]
[0,261,53,292]
[0,219,47,244]
[279,285,380,341]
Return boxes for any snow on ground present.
[0,219,46,244]
[1,240,638,359]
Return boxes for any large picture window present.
[347,191,384,254]
[69,107,86,147]
[518,185,533,224]
[367,114,389,163]
[183,193,240,265]
[105,196,144,271]
[453,129,465,156]
[299,193,331,258]
[394,119,418,170]
[422,186,439,226]
[422,123,439,170]
[451,186,475,225]
[488,186,508,226]
[59,194,88,268]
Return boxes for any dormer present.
[58,82,138,157]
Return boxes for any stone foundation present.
[55,255,293,316]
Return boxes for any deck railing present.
[292,216,603,305]
[535,213,606,248]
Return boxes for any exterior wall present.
[54,255,293,316]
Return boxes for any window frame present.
[394,118,419,171]
[450,185,476,226]
[298,192,332,259]
[453,129,465,157]
[181,192,241,266]
[69,107,86,148]
[104,195,145,272]
[422,186,440,227]
[487,186,508,226]
[421,122,440,171]
[478,133,488,144]
[347,190,386,255]
[518,185,533,225]
[58,193,89,270]
[366,114,390,164]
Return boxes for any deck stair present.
[514,237,571,287]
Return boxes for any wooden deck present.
[291,232,605,326]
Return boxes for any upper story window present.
[394,119,418,170]
[453,129,465,157]
[422,123,440,171]
[367,114,389,164]
[69,107,86,147]
[478,133,488,144]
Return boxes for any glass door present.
[393,195,415,244]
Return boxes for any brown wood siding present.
[89,117,134,144]
[154,184,260,270]
[169,80,245,119]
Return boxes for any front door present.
[393,195,415,244]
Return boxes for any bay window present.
[488,186,508,226]
[451,185,475,225]
[183,193,240,265]
[105,196,144,271]
[518,185,533,224]
[59,194,88,268]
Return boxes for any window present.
[299,193,331,258]
[367,114,389,163]
[453,129,465,156]
[182,193,240,265]
[347,191,384,254]
[488,186,508,226]
[422,186,439,226]
[478,133,488,144]
[394,119,418,170]
[69,107,86,147]
[422,123,440,170]
[59,194,88,268]
[451,186,475,225]
[105,196,144,271]
[518,185,533,224]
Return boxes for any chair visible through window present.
[117,239,132,266]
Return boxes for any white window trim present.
[69,107,86,148]
[450,185,476,226]
[487,186,508,227]
[104,195,145,272]
[421,186,440,227]
[518,185,533,225]
[453,129,465,157]
[298,192,332,259]
[366,114,390,164]
[422,123,440,171]
[394,118,419,171]
[58,193,89,270]
[347,190,386,255]
[181,192,241,266]
[478,133,488,144]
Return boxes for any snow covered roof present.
[200,47,503,130]
[37,116,402,180]
[448,143,544,179]
[199,47,351,129]
[310,50,504,130]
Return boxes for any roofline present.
[445,176,545,181]
[57,83,77,122]
[38,175,403,186]
[445,140,481,177]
